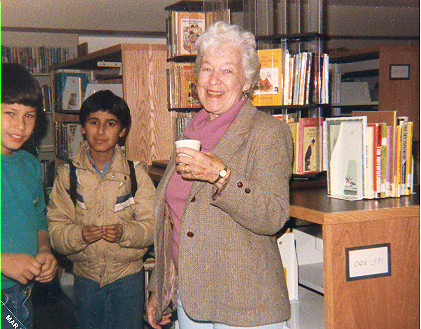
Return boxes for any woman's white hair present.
[194,21,260,94]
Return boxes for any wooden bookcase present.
[50,43,172,165]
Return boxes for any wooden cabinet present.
[50,43,172,165]
[290,187,420,328]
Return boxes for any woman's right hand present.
[146,292,173,329]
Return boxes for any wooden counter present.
[291,188,420,329]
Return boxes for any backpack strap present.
[69,163,77,206]
[127,160,137,197]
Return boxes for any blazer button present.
[245,188,251,193]
[237,182,243,188]
[187,232,194,238]
[191,196,196,202]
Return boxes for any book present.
[352,110,397,197]
[288,122,299,174]
[277,232,298,301]
[385,126,393,197]
[365,125,375,199]
[398,117,409,196]
[41,85,52,112]
[62,76,82,110]
[405,121,414,195]
[54,70,90,111]
[379,122,388,198]
[179,64,201,108]
[325,116,366,200]
[297,117,323,175]
[175,12,206,56]
[252,48,283,106]
[394,125,402,197]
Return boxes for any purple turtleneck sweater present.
[165,96,246,269]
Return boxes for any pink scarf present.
[165,96,246,269]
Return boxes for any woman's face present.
[197,43,251,120]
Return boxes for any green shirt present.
[1,150,48,290]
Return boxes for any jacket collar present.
[188,98,257,197]
[73,141,129,176]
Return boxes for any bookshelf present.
[1,49,64,194]
[50,43,172,166]
[165,0,242,140]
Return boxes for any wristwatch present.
[213,166,228,184]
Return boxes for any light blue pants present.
[177,291,287,329]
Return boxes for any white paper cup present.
[175,139,201,156]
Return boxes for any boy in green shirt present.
[1,63,58,329]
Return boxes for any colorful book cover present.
[252,48,283,106]
[179,64,201,108]
[176,12,205,56]
[297,117,323,175]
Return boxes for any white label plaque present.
[346,243,391,281]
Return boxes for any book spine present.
[379,122,387,198]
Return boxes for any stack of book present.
[54,122,84,160]
[167,63,201,109]
[324,111,414,200]
[1,45,76,74]
[173,112,194,140]
[275,115,323,176]
[253,48,329,107]
[166,11,206,58]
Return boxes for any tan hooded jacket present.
[47,142,155,287]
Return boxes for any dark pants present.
[1,284,34,329]
[74,270,144,329]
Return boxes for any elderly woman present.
[146,21,293,328]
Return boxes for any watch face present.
[220,169,227,177]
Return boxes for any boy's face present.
[82,110,126,160]
[1,103,37,156]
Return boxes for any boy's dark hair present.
[79,90,131,131]
[1,63,43,111]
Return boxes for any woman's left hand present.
[175,147,225,184]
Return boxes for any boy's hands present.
[102,224,123,242]
[82,224,104,243]
[1,253,42,284]
[82,224,123,243]
[35,251,58,283]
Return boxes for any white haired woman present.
[146,21,293,329]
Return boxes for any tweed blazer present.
[149,99,293,326]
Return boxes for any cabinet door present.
[122,44,172,164]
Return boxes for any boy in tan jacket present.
[47,90,155,329]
